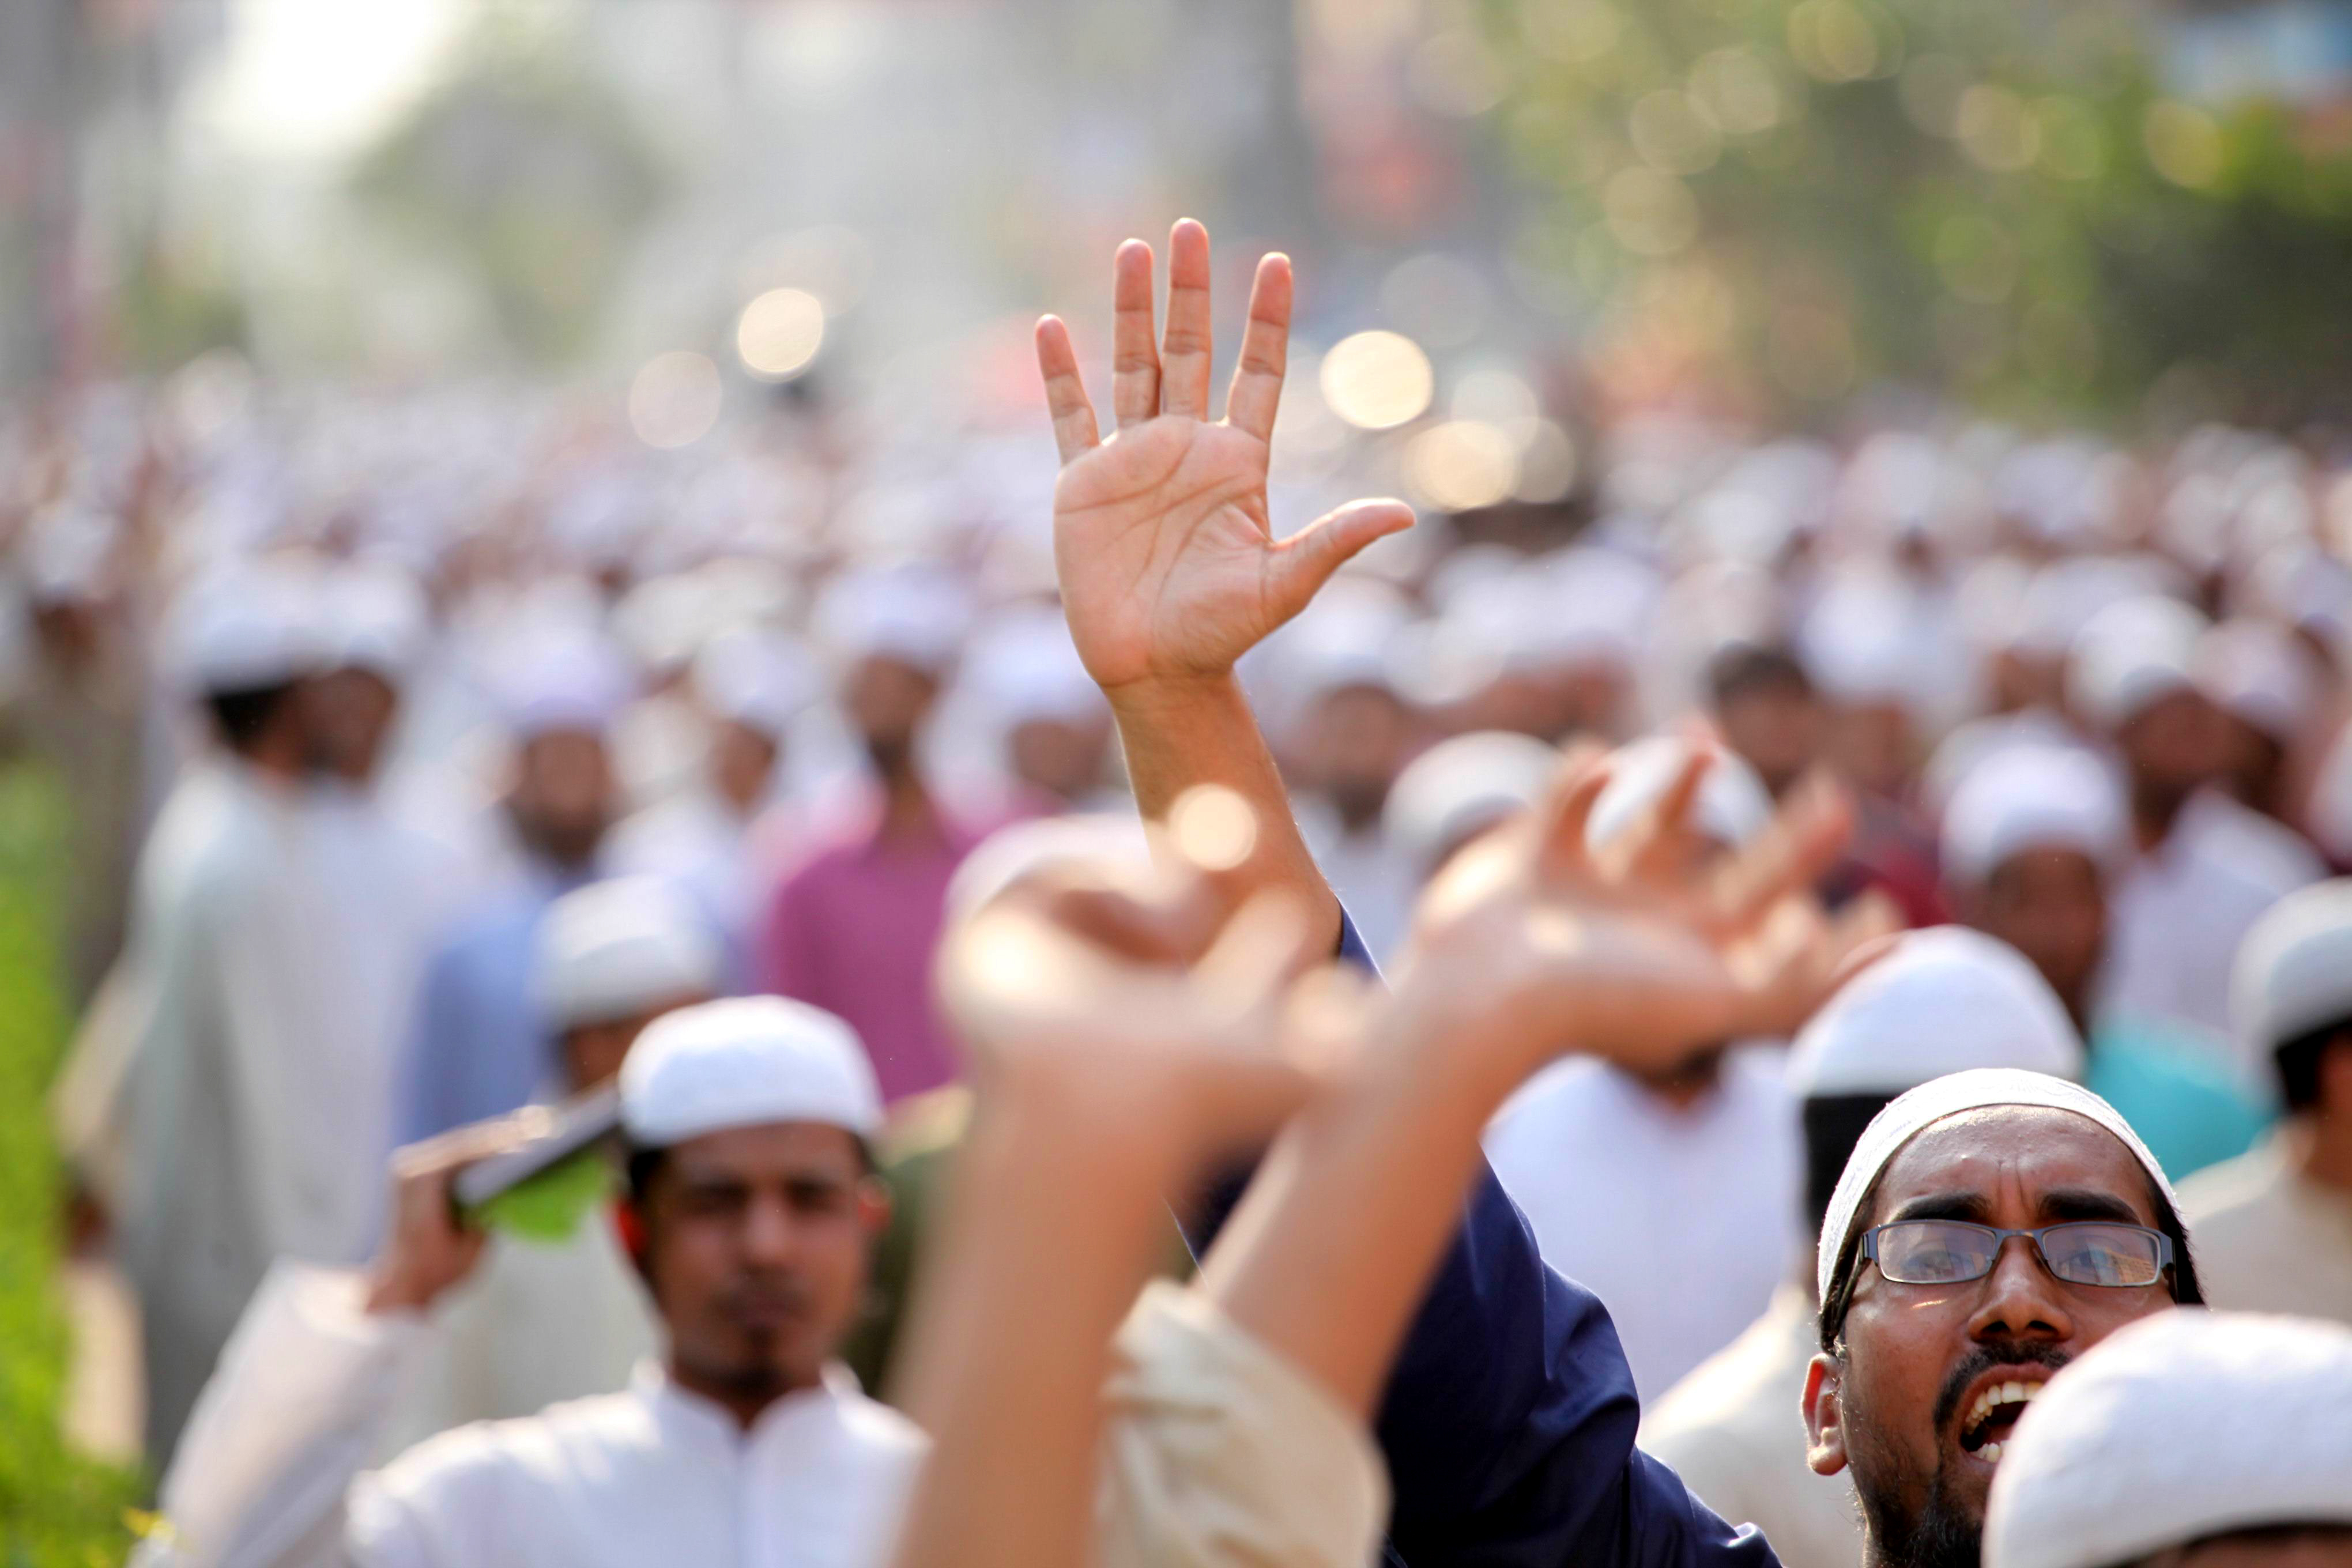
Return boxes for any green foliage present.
[350,13,667,365]
[1479,0,2352,421]
[0,768,141,1566]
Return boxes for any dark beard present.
[1849,1340,2074,1568]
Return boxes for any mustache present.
[713,1272,814,1314]
[1930,1339,2072,1432]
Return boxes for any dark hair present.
[1803,1092,1897,1235]
[2273,1015,2352,1114]
[621,1132,881,1207]
[1706,642,1813,711]
[1817,1144,2204,1354]
[204,682,300,752]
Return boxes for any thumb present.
[1264,499,1415,624]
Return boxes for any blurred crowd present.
[8,316,2352,1565]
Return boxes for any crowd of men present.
[6,220,2351,1566]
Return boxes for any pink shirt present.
[754,794,996,1104]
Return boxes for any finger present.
[1034,315,1100,463]
[1193,891,1317,1020]
[1619,745,1714,886]
[1532,740,1614,882]
[1034,881,1218,968]
[1160,219,1215,421]
[1112,239,1162,429]
[1225,252,1292,443]
[1822,892,1905,989]
[1709,771,1853,934]
[1262,498,1417,625]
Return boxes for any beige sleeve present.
[1095,1281,1389,1568]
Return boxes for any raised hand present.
[935,791,1363,1163]
[1036,220,1414,692]
[1398,745,1899,1085]
[361,1114,541,1314]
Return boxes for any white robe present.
[1642,1283,1860,1568]
[114,762,375,1463]
[2098,790,2324,1081]
[2178,1129,2352,1328]
[1486,1049,1801,1399]
[142,1263,926,1568]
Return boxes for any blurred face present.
[842,655,939,775]
[308,666,401,784]
[1717,681,1825,799]
[1008,713,1112,804]
[2117,689,2228,817]
[1970,849,2106,1017]
[1297,684,1413,828]
[709,721,781,815]
[557,992,710,1092]
[639,1122,888,1409]
[510,729,615,871]
[1805,1108,2177,1568]
[2214,713,2286,815]
[1826,700,1917,803]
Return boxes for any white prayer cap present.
[1816,1068,2174,1305]
[945,811,1153,924]
[2016,556,2185,661]
[1788,929,2083,1107]
[1264,579,1415,707]
[1940,745,2129,888]
[2230,878,2352,1057]
[321,566,428,679]
[1984,1311,2352,1568]
[1384,731,1562,875]
[494,627,633,739]
[613,571,721,677]
[533,876,723,1031]
[813,562,972,673]
[2067,594,2210,732]
[1799,568,1940,710]
[1584,736,1771,857]
[963,607,1103,729]
[168,560,330,694]
[620,995,882,1147]
[1529,547,1660,670]
[693,627,817,740]
[2196,617,2318,742]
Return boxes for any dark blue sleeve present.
[1182,911,1780,1568]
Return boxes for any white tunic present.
[1641,1283,1860,1568]
[1485,1050,1801,1399]
[2178,1129,2352,1328]
[145,1263,925,1568]
[2098,790,2324,1080]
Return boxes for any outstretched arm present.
[1038,220,1414,952]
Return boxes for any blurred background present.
[7,0,2352,1556]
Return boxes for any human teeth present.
[1964,1380,2048,1433]
[1980,1441,2004,1463]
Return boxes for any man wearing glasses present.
[1804,1069,2202,1568]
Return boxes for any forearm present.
[1107,673,1340,952]
[891,1085,1190,1568]
[1196,996,1528,1419]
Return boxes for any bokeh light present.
[736,288,827,381]
[1403,421,1519,512]
[1955,85,2039,171]
[1604,168,1701,256]
[2144,101,2224,188]
[1321,331,1435,431]
[629,350,722,448]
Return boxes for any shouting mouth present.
[1957,1376,2049,1465]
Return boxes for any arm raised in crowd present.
[1038,218,1414,953]
[889,810,1382,1568]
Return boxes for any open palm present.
[1038,221,1414,690]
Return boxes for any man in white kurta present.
[2178,880,2352,1326]
[142,996,924,1568]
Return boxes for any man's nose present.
[740,1193,798,1265]
[1966,1232,2074,1343]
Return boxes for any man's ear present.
[1803,1351,1850,1477]
[856,1178,893,1239]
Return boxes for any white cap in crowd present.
[1383,731,1561,875]
[168,560,330,695]
[815,561,973,673]
[694,626,818,741]
[2195,616,2319,742]
[1787,928,2085,1102]
[962,606,1104,729]
[2067,595,2208,733]
[1584,735,1771,857]
[1939,745,2129,889]
[619,995,883,1148]
[1984,1310,2352,1568]
[1816,1069,2171,1304]
[2230,878,2352,1058]
[532,876,725,1032]
[494,627,633,739]
[321,565,429,681]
